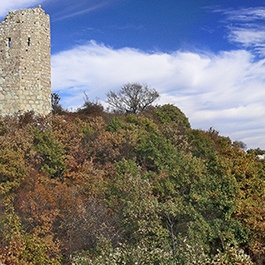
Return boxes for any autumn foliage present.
[0,105,264,264]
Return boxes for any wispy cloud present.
[52,1,109,22]
[227,26,265,47]
[52,41,265,149]
[218,7,265,55]
[224,7,265,22]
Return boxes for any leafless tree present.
[106,83,159,114]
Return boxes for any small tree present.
[51,92,64,114]
[77,93,104,116]
[106,83,159,114]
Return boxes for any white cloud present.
[0,0,47,18]
[219,7,265,55]
[0,3,264,149]
[52,41,265,149]
[223,7,265,22]
[228,27,265,47]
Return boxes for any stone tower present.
[0,5,51,116]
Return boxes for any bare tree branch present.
[106,83,159,114]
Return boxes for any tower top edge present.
[4,5,47,19]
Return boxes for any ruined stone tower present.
[0,5,51,116]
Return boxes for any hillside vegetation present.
[0,104,264,264]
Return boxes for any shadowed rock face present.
[0,6,51,116]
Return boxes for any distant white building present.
[255,154,265,161]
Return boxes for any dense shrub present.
[0,106,262,264]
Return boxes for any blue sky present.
[1,0,265,149]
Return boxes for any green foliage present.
[106,117,124,132]
[0,115,37,195]
[0,147,28,194]
[22,233,61,265]
[211,243,254,265]
[0,106,263,264]
[33,130,66,179]
[107,159,165,243]
[188,129,216,159]
[77,239,253,265]
[153,104,190,128]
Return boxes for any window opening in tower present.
[8,37,12,47]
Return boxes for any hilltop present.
[0,104,264,265]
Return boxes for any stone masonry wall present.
[0,5,51,116]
